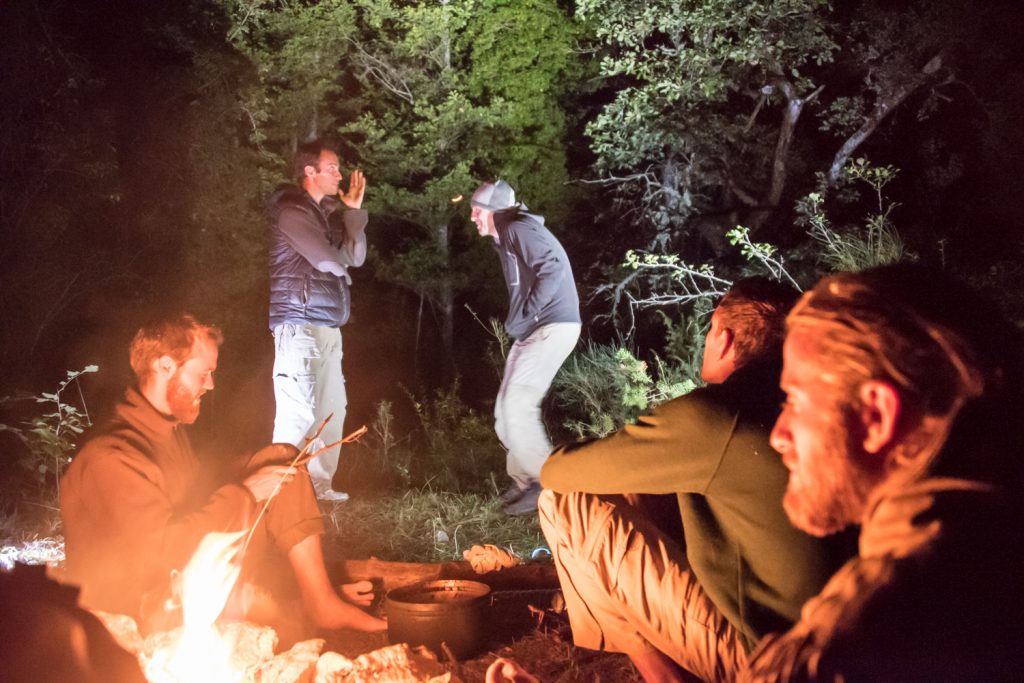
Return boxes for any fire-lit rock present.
[96,611,458,683]
[315,644,456,683]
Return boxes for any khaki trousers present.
[271,323,346,493]
[538,490,747,682]
[495,322,580,488]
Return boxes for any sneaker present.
[498,484,528,506]
[503,483,541,516]
[316,489,350,502]
[313,482,350,502]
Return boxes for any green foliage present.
[324,488,544,562]
[0,366,98,501]
[796,159,909,271]
[726,227,802,290]
[552,344,693,440]
[0,366,98,543]
[336,0,582,353]
[656,309,709,387]
[405,381,503,493]
[340,400,413,494]
[578,0,835,241]
[464,305,511,380]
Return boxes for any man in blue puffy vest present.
[268,141,367,501]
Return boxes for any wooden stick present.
[242,423,367,552]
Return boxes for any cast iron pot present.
[385,579,491,660]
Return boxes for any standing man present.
[742,265,1024,682]
[269,140,368,501]
[538,279,852,682]
[471,179,581,515]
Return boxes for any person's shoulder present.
[656,385,737,428]
[269,184,312,213]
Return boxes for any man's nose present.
[769,415,791,458]
[204,374,215,391]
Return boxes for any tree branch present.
[828,53,943,185]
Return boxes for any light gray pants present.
[271,323,346,494]
[495,322,580,489]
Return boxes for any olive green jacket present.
[541,362,853,651]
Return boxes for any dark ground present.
[323,590,638,683]
[324,558,638,682]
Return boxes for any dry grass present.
[321,488,546,563]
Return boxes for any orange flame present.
[144,530,247,683]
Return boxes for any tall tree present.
[344,0,581,360]
[577,0,836,250]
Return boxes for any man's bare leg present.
[287,534,386,632]
[630,649,701,683]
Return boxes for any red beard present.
[167,371,203,424]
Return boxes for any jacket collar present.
[114,385,180,443]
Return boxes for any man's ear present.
[857,380,901,454]
[155,354,176,379]
[718,326,736,363]
[304,163,317,179]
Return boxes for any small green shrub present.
[405,381,503,494]
[0,365,98,543]
[552,344,695,440]
[0,366,98,503]
[797,159,909,271]
[339,400,413,495]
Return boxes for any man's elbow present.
[315,260,346,277]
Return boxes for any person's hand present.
[340,169,366,209]
[339,580,376,607]
[242,465,296,502]
[485,657,539,683]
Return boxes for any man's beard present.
[167,372,203,424]
[783,405,880,537]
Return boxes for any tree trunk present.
[436,223,454,364]
[828,54,943,185]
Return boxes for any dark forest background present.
[2,0,1024,466]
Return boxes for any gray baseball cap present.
[471,180,518,212]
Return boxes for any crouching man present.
[539,279,853,682]
[742,265,1024,681]
[60,314,386,638]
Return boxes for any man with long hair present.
[743,265,1024,681]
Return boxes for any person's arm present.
[540,390,734,495]
[335,169,368,267]
[336,209,368,267]
[511,221,570,320]
[277,205,349,277]
[72,450,256,579]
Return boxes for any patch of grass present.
[322,485,546,563]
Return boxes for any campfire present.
[95,529,457,683]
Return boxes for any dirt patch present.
[322,595,638,683]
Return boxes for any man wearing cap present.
[470,179,581,515]
[267,140,368,501]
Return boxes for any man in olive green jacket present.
[539,278,853,682]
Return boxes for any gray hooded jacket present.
[493,208,580,340]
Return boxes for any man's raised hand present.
[340,169,366,209]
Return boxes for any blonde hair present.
[788,268,987,420]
